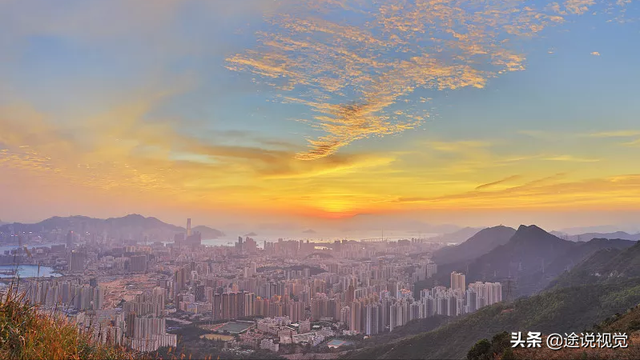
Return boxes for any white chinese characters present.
[510,332,628,350]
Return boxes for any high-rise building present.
[69,251,86,273]
[66,230,74,250]
[426,262,438,278]
[186,218,192,236]
[365,303,380,335]
[212,293,222,321]
[450,272,466,292]
[350,301,362,333]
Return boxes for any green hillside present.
[474,304,640,360]
[550,241,640,289]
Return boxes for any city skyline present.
[1,0,640,230]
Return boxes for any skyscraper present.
[450,272,466,292]
[66,230,74,250]
[69,251,86,273]
[186,218,192,237]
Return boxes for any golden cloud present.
[227,0,589,160]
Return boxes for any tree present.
[467,339,491,360]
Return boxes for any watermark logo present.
[511,332,628,350]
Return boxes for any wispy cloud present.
[428,140,493,153]
[579,130,640,146]
[227,0,603,160]
[392,172,640,210]
[476,175,522,190]
[622,138,640,147]
[543,155,600,162]
[581,130,640,138]
[591,51,601,56]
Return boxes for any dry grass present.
[0,282,219,360]
[0,283,140,360]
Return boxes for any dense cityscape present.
[0,216,502,356]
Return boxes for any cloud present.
[591,51,601,56]
[579,130,640,146]
[622,138,640,147]
[0,97,404,208]
[542,155,600,162]
[428,140,493,152]
[396,173,567,204]
[476,175,522,190]
[227,0,587,160]
[564,0,596,15]
[581,130,640,138]
[390,172,640,210]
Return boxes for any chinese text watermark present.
[511,332,628,350]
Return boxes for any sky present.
[1,0,640,235]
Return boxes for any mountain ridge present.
[0,214,225,238]
[423,225,635,298]
[432,225,516,265]
[552,230,640,242]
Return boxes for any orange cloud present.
[476,175,522,190]
[226,0,578,160]
[564,0,596,15]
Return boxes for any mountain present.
[346,278,640,360]
[416,226,635,298]
[0,214,225,240]
[191,225,225,239]
[462,225,573,285]
[436,226,635,296]
[302,229,316,234]
[544,238,636,274]
[553,230,640,242]
[0,214,180,233]
[558,225,630,234]
[550,240,640,289]
[511,237,636,297]
[432,226,515,265]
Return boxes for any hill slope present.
[466,225,573,280]
[457,226,633,297]
[552,230,640,242]
[550,240,640,289]
[502,304,640,360]
[345,279,640,360]
[416,227,634,299]
[432,226,516,265]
